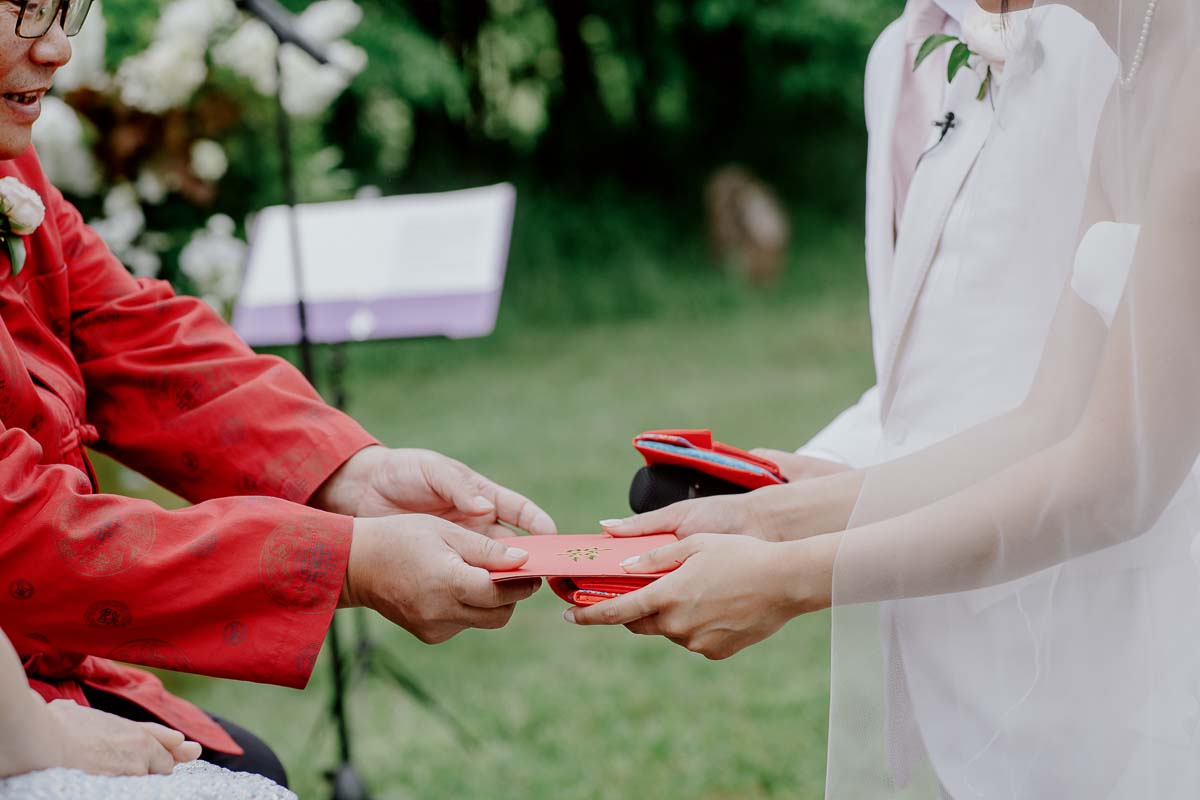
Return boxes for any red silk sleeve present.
[0,420,352,688]
[47,179,378,505]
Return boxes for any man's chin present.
[0,135,32,161]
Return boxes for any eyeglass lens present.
[17,0,95,38]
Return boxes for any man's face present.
[0,2,71,159]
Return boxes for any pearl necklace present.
[1120,0,1159,89]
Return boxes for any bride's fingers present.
[619,537,700,575]
[599,502,688,537]
[624,615,663,636]
[565,583,665,626]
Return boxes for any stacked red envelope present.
[491,534,678,606]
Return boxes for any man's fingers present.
[566,584,664,626]
[426,460,495,518]
[599,502,687,537]
[619,537,697,575]
[139,722,185,751]
[483,480,558,535]
[171,741,203,763]
[145,735,176,775]
[454,564,540,608]
[749,447,792,461]
[466,603,518,630]
[444,526,530,570]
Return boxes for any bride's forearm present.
[751,469,864,541]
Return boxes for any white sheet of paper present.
[238,182,515,305]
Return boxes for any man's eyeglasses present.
[12,0,94,39]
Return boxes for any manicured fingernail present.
[620,556,640,568]
[563,609,576,624]
[506,547,528,559]
[474,496,494,510]
[599,518,625,528]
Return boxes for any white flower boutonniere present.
[0,176,45,276]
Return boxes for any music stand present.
[232,184,516,799]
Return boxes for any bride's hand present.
[564,534,835,660]
[601,493,770,540]
[602,471,862,543]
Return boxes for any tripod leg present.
[368,645,480,749]
[326,612,374,799]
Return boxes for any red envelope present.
[491,534,678,606]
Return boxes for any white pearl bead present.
[1120,0,1158,88]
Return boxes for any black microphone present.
[914,111,957,171]
[629,464,752,514]
[234,0,331,66]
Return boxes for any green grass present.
[93,215,873,799]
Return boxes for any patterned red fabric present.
[0,148,379,753]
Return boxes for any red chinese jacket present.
[0,148,379,753]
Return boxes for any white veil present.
[826,2,1200,797]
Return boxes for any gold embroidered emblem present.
[560,547,610,562]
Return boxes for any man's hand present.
[563,534,834,660]
[34,698,201,777]
[749,448,850,481]
[314,446,556,538]
[340,515,543,644]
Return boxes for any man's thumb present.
[447,527,529,570]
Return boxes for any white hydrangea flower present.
[32,97,101,198]
[280,40,366,118]
[90,184,146,254]
[158,0,235,49]
[116,40,207,113]
[190,139,229,182]
[211,18,277,95]
[135,168,169,205]
[124,245,162,278]
[296,0,364,44]
[180,214,246,307]
[53,0,109,92]
[213,1,366,118]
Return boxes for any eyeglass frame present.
[11,0,95,39]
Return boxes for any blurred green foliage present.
[92,0,902,321]
[338,0,902,211]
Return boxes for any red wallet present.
[633,429,786,489]
[491,534,678,606]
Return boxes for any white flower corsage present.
[0,176,45,276]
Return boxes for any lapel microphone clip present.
[915,111,957,171]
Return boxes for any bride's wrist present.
[756,470,863,542]
[779,535,838,615]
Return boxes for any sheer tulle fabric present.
[827,2,1200,797]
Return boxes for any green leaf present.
[913,33,959,71]
[947,42,973,84]
[976,66,993,101]
[7,237,24,277]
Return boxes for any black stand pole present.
[253,9,475,797]
[268,40,371,800]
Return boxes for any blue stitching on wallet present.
[635,440,773,476]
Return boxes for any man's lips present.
[2,88,48,106]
